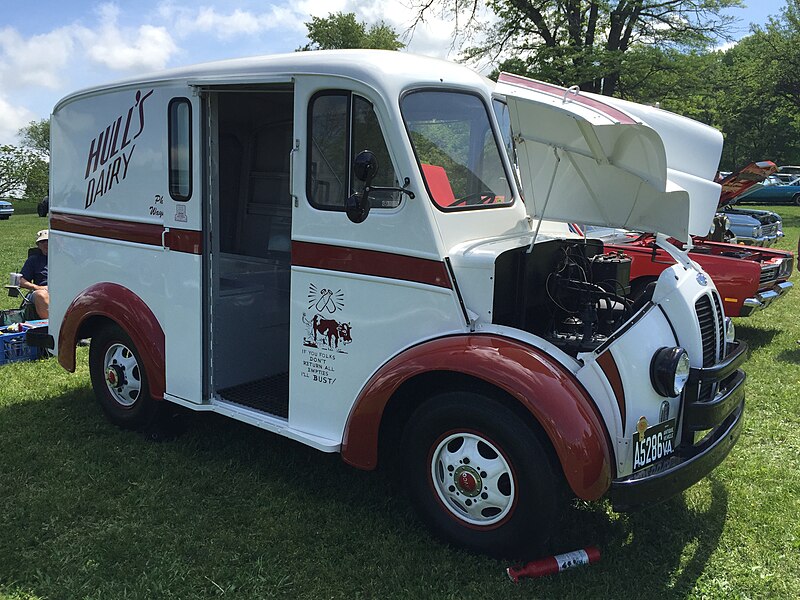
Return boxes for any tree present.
[753,0,800,111]
[19,119,50,159]
[298,12,405,51]
[18,119,50,201]
[0,145,37,199]
[413,0,741,96]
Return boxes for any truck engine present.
[493,239,634,355]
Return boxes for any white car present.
[0,200,13,219]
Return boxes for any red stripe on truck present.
[50,213,202,254]
[292,241,452,289]
[498,72,638,125]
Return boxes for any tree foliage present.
[0,120,50,201]
[414,0,741,95]
[0,145,36,199]
[298,12,405,51]
[19,119,50,158]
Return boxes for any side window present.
[308,91,400,210]
[168,98,192,201]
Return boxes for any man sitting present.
[19,229,49,319]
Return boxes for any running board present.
[162,392,340,453]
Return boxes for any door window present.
[308,92,401,210]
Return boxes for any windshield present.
[401,90,514,210]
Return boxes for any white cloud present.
[164,3,313,39]
[0,95,36,144]
[74,3,179,71]
[0,26,75,89]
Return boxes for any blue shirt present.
[20,252,48,286]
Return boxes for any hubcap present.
[102,343,141,407]
[430,432,515,526]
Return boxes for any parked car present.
[589,229,794,317]
[778,165,800,176]
[0,199,13,219]
[724,208,782,246]
[37,196,49,217]
[737,175,800,205]
[712,162,783,247]
[589,164,793,315]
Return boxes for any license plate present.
[633,419,676,471]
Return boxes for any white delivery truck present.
[40,50,746,556]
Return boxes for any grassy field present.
[1,211,799,599]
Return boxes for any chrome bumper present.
[740,281,793,317]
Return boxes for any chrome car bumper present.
[735,232,780,247]
[740,281,793,316]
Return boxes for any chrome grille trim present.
[695,291,725,402]
[762,223,778,237]
[695,295,716,368]
[760,265,780,286]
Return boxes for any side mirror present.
[347,149,415,224]
[347,150,378,224]
[354,150,378,183]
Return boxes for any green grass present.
[1,210,799,599]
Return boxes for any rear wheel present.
[793,194,800,207]
[401,392,565,558]
[89,324,158,429]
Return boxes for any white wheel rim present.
[430,432,515,526]
[103,342,141,407]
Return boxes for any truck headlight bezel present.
[650,346,691,397]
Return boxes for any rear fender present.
[341,334,613,501]
[58,282,165,401]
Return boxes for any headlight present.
[650,347,691,397]
[752,226,761,238]
[722,216,731,230]
[709,221,717,234]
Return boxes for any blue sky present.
[0,0,789,143]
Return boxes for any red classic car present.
[601,233,793,317]
[585,160,794,318]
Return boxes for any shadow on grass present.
[0,390,731,600]
[733,323,781,352]
[777,346,800,362]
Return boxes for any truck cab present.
[46,50,746,556]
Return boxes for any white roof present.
[54,50,494,112]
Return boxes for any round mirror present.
[354,150,378,182]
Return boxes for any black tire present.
[401,392,565,558]
[89,324,159,429]
[793,194,800,207]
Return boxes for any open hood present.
[495,73,723,241]
[716,161,777,207]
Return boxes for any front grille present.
[695,292,726,401]
[762,223,778,237]
[760,265,780,286]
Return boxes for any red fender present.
[58,282,166,401]
[341,335,613,501]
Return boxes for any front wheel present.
[89,324,158,429]
[793,194,800,207]
[401,392,565,558]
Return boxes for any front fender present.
[341,334,613,501]
[58,282,165,401]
